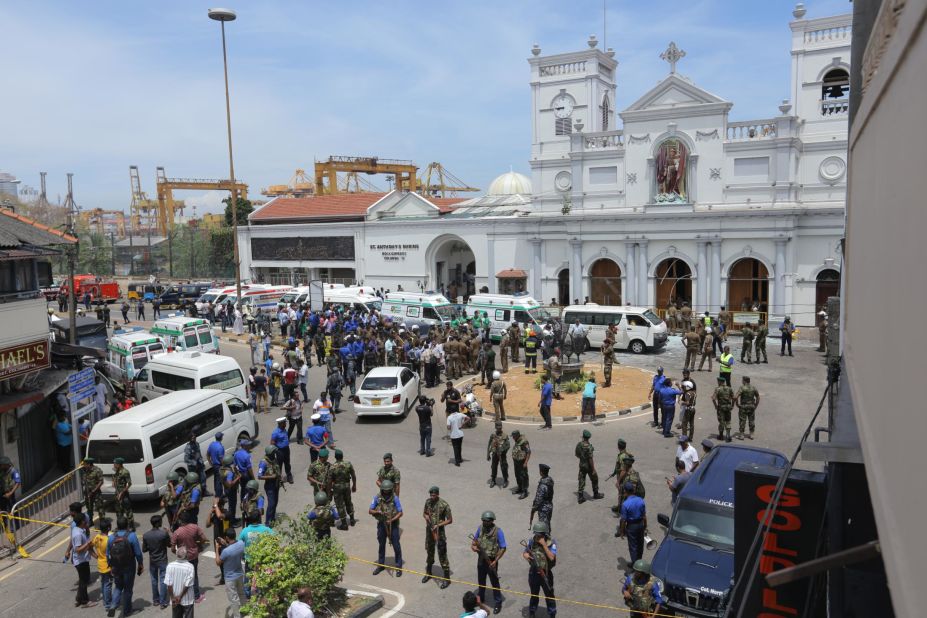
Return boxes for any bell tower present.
[528,36,619,162]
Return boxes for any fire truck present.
[59,274,121,303]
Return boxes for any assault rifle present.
[520,538,553,597]
[469,533,500,581]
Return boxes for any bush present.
[242,509,348,618]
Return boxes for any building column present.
[637,240,649,308]
[570,238,583,303]
[696,240,709,312]
[710,239,722,311]
[774,238,787,316]
[625,241,637,305]
[486,236,496,294]
[529,238,542,300]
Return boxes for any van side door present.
[624,313,652,347]
[492,308,511,340]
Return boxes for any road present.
[1,325,828,617]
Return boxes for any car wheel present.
[630,340,645,354]
[140,397,148,404]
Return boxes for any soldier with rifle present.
[470,511,506,614]
[421,486,452,589]
[521,521,558,618]
[529,463,554,530]
[369,479,404,576]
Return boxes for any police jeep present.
[651,444,787,616]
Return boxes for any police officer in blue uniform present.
[271,417,294,484]
[618,481,647,569]
[206,432,226,498]
[234,439,254,483]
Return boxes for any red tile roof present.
[0,207,77,243]
[250,193,465,222]
[496,269,528,279]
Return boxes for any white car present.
[353,366,420,417]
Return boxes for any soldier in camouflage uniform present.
[510,431,531,499]
[509,322,521,363]
[161,471,182,527]
[240,479,265,519]
[734,376,761,440]
[602,337,615,387]
[173,472,203,530]
[376,453,401,496]
[530,463,554,529]
[219,454,241,524]
[421,486,452,588]
[622,559,666,618]
[79,457,104,525]
[307,448,333,502]
[610,439,634,514]
[307,491,339,540]
[614,455,645,537]
[330,449,357,530]
[499,331,510,373]
[523,520,558,618]
[754,318,769,363]
[111,457,134,530]
[712,376,735,442]
[575,430,604,503]
[741,324,755,363]
[486,422,510,488]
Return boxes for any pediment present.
[366,191,439,219]
[624,74,728,112]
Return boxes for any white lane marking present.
[356,583,406,618]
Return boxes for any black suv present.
[651,444,787,616]
[159,283,211,309]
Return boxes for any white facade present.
[241,9,850,326]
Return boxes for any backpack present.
[109,533,134,571]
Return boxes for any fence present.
[1,469,80,558]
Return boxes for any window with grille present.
[555,117,572,136]
[601,97,610,131]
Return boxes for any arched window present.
[821,69,849,115]
[601,96,610,131]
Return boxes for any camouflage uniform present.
[112,467,134,529]
[307,460,333,501]
[624,574,662,618]
[532,476,554,527]
[713,383,735,440]
[499,333,510,373]
[330,459,356,527]
[377,465,401,491]
[736,383,759,437]
[309,503,337,539]
[575,439,600,498]
[741,325,755,363]
[602,339,615,386]
[486,430,510,487]
[423,497,452,572]
[80,463,105,523]
[680,389,697,440]
[754,323,768,363]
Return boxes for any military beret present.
[334,449,343,457]
[383,452,392,460]
[429,486,440,494]
[319,448,329,457]
[582,429,592,439]
[538,463,550,473]
[113,457,125,465]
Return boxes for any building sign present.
[252,237,355,261]
[369,243,420,262]
[0,339,50,380]
[733,465,826,618]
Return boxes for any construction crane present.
[129,165,159,234]
[155,166,247,235]
[339,171,383,193]
[78,208,127,236]
[261,168,315,198]
[416,162,480,198]
[315,156,417,196]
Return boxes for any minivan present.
[150,316,219,354]
[134,352,247,404]
[105,328,167,388]
[561,304,669,354]
[159,282,212,308]
[465,293,552,342]
[651,444,788,617]
[86,390,257,500]
[382,292,456,334]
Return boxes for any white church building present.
[240,6,849,326]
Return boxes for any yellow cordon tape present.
[3,513,678,617]
[12,469,77,513]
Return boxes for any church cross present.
[660,41,686,74]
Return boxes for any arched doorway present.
[727,258,769,311]
[589,259,621,305]
[557,269,570,306]
[428,236,476,301]
[654,258,692,309]
[815,268,840,311]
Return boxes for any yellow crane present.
[79,208,127,236]
[417,162,480,198]
[315,156,417,195]
[155,166,247,235]
[262,169,315,198]
[129,165,159,234]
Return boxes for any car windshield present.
[528,307,552,322]
[644,309,663,325]
[435,305,457,319]
[671,498,735,550]
[360,376,398,391]
[87,439,144,464]
[365,300,382,312]
[199,294,218,304]
[279,293,298,304]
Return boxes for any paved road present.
[1,328,828,617]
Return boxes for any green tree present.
[242,510,348,618]
[223,195,253,226]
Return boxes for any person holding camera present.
[415,396,435,457]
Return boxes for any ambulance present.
[104,328,167,387]
[465,293,552,341]
[150,316,219,354]
[382,292,456,334]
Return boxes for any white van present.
[325,286,382,314]
[382,292,456,334]
[239,285,292,313]
[105,328,167,388]
[465,293,553,341]
[195,285,239,315]
[151,316,219,354]
[86,390,257,500]
[134,352,247,404]
[561,304,668,354]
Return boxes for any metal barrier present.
[7,470,80,556]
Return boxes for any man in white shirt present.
[297,361,309,402]
[446,408,467,467]
[675,435,700,473]
[165,545,196,617]
[287,586,315,618]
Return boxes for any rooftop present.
[250,192,465,223]
[0,207,76,258]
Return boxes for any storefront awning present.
[496,269,527,279]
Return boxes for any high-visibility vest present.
[703,316,712,327]
[719,353,733,373]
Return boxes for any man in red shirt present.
[170,512,209,604]
[282,365,298,402]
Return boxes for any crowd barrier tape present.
[7,468,80,559]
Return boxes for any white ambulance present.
[465,293,553,341]
[382,292,456,334]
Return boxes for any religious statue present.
[655,138,688,203]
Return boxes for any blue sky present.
[1,0,850,213]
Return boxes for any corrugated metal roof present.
[0,208,76,248]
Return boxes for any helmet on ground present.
[481,510,496,521]
[632,559,652,574]
[492,371,501,380]
[166,471,179,482]
[184,472,199,485]
[264,445,278,457]
[314,491,328,506]
[222,454,234,465]
[246,480,259,491]
[380,479,394,492]
[531,521,550,535]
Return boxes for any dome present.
[487,171,532,196]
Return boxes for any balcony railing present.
[821,98,849,116]
[583,130,624,150]
[726,120,778,141]
[539,61,587,77]
[803,24,850,44]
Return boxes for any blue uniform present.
[623,574,665,606]
[659,387,683,437]
[234,448,253,480]
[270,427,290,449]
[371,495,403,568]
[207,440,225,497]
[621,494,647,564]
[258,460,279,525]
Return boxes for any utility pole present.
[63,173,79,345]
[189,221,196,278]
[168,230,174,278]
[110,231,116,276]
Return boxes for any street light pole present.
[208,7,241,302]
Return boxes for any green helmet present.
[222,454,234,466]
[264,445,278,457]
[531,521,550,535]
[314,491,328,506]
[380,479,394,492]
[632,559,652,574]
[246,480,259,491]
[582,429,592,439]
[166,471,179,482]
[481,510,496,521]
[185,472,199,485]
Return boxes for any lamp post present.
[208,7,241,303]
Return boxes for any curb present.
[343,590,385,618]
[480,401,651,424]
